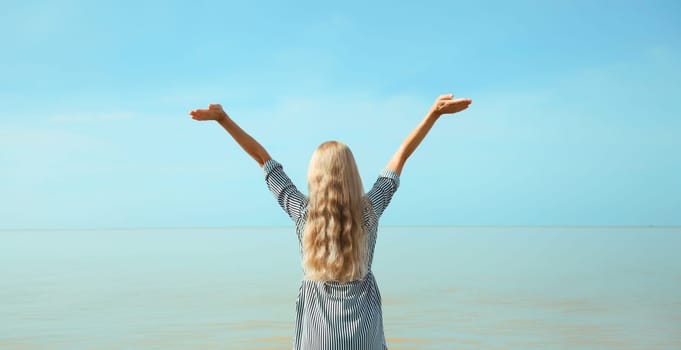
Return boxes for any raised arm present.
[386,94,471,175]
[190,104,272,167]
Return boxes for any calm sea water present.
[1,226,680,349]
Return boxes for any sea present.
[1,226,680,349]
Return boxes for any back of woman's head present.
[303,141,367,283]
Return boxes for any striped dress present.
[263,159,400,350]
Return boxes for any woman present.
[190,93,471,349]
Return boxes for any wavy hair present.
[303,141,367,283]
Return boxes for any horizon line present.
[1,225,680,232]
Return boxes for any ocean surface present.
[1,226,680,349]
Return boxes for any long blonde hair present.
[303,141,367,283]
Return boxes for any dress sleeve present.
[263,159,308,221]
[366,168,400,218]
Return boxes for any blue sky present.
[1,0,680,229]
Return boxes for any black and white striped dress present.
[263,159,400,350]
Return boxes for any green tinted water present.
[1,227,680,349]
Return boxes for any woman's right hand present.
[430,94,472,117]
[189,103,229,122]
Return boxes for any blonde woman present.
[190,93,471,349]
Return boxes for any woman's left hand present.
[430,94,472,117]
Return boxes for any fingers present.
[189,108,210,120]
[189,108,203,116]
[442,99,471,108]
[189,104,226,121]
[451,98,472,104]
[447,99,472,111]
[189,104,221,114]
[436,97,472,115]
[437,93,454,101]
[189,104,216,114]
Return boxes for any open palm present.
[189,104,228,121]
[431,94,472,116]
